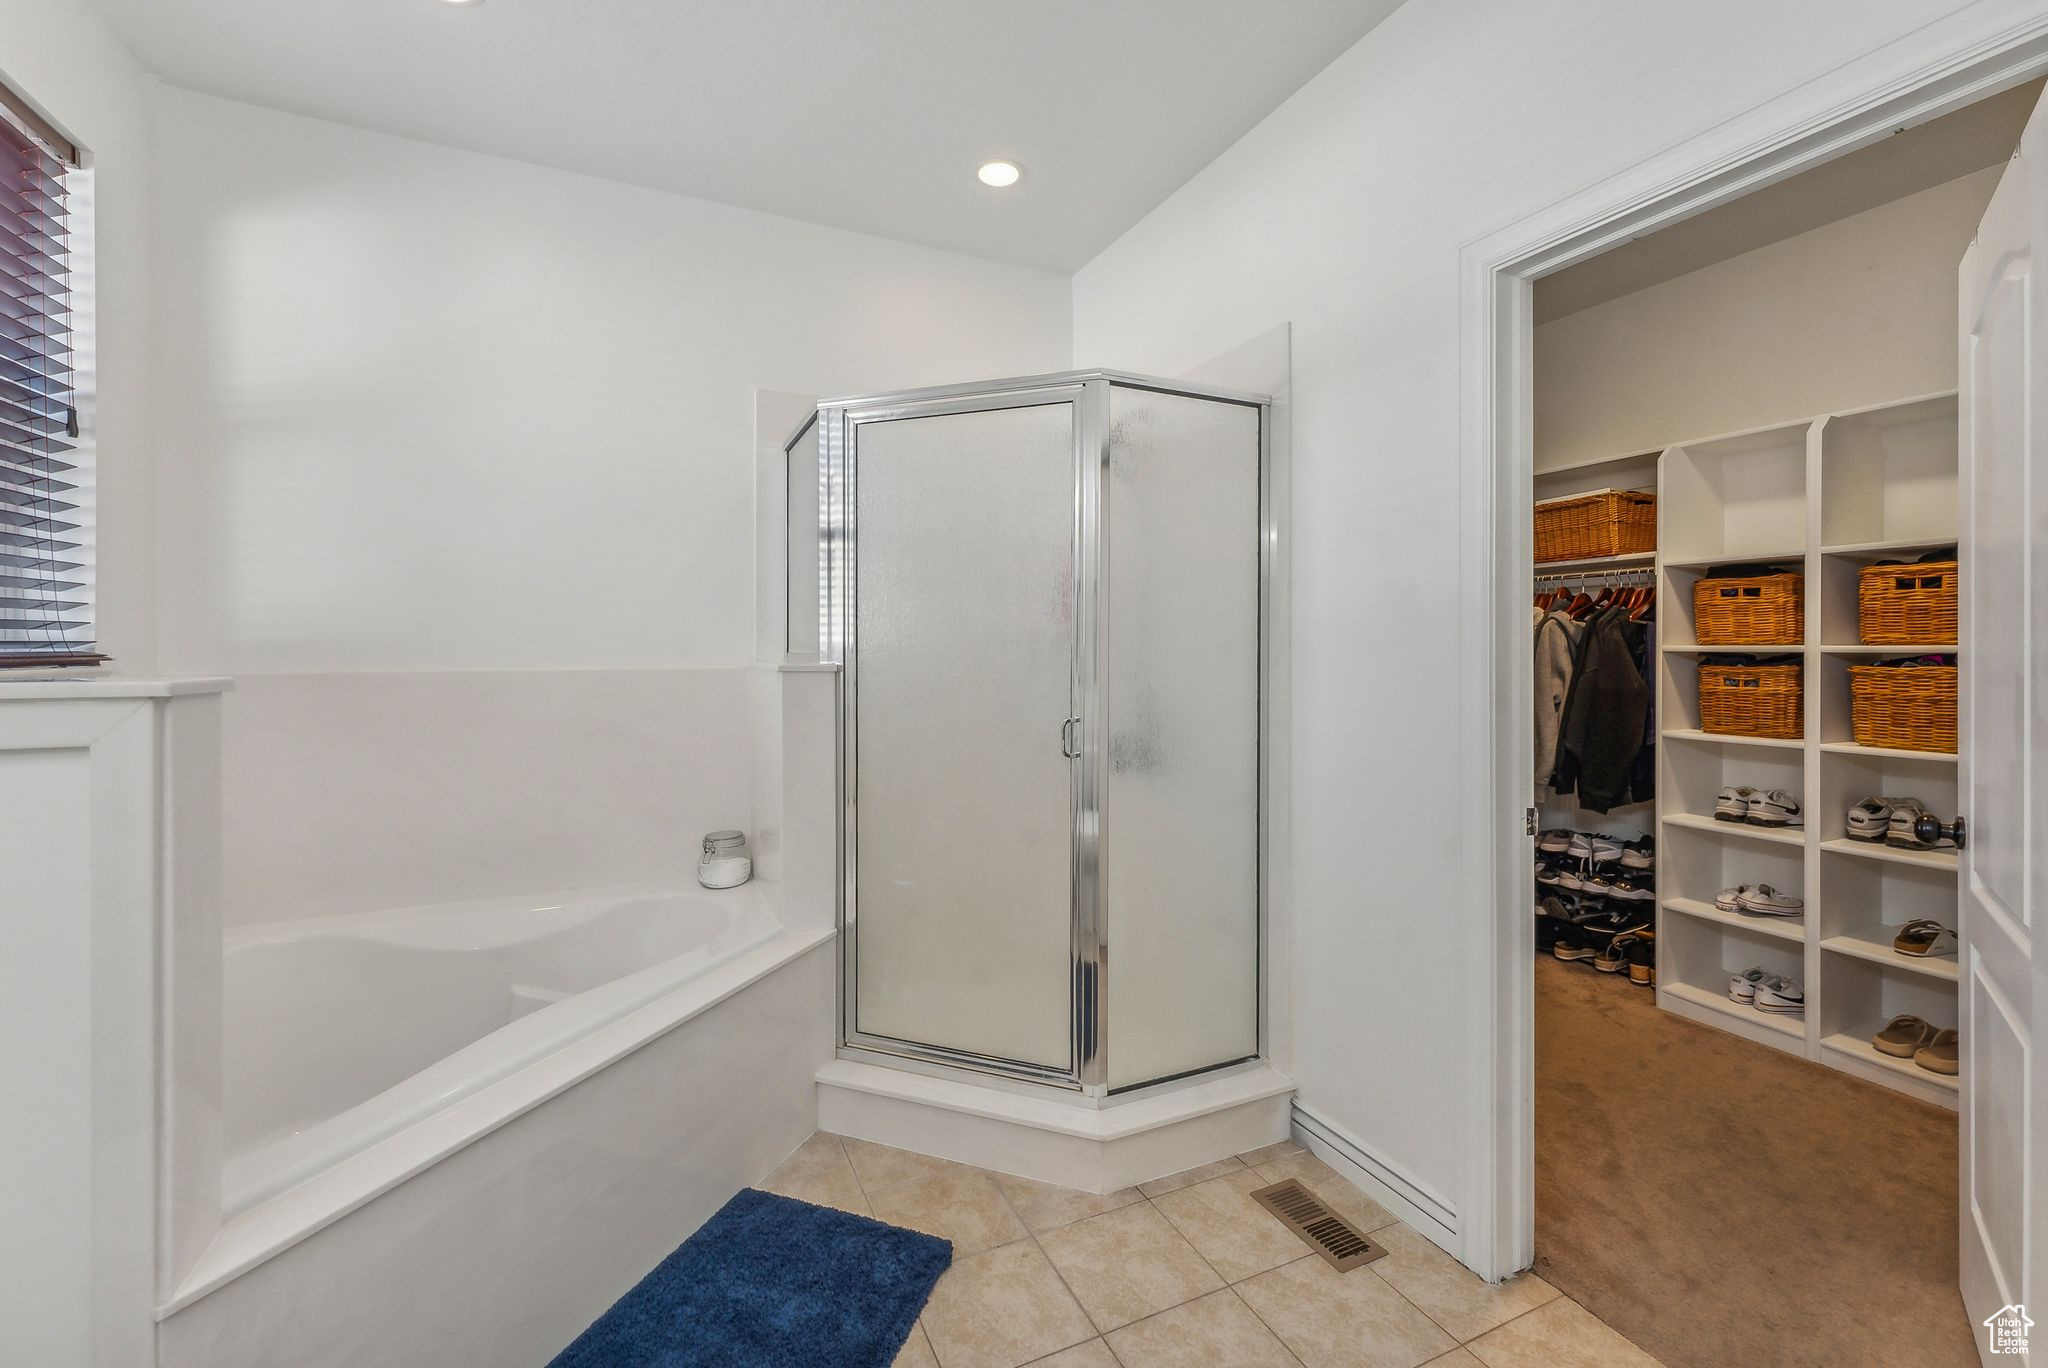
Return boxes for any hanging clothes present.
[1556,604,1651,813]
[1534,607,1586,790]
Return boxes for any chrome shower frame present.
[804,369,1273,1097]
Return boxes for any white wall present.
[0,2,157,672]
[1536,166,1998,469]
[148,88,1071,920]
[1071,0,1985,1255]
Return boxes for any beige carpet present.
[1534,954,1974,1368]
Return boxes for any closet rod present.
[1532,568,1655,586]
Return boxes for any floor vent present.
[1249,1180,1389,1272]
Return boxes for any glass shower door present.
[848,398,1079,1074]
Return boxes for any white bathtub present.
[222,885,782,1215]
[161,882,835,1368]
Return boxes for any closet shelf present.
[1819,837,1959,872]
[1662,897,1804,944]
[1820,928,1960,982]
[1661,642,1803,654]
[1820,1031,1959,1093]
[1661,981,1807,1041]
[1661,728,1805,752]
[1533,551,1657,573]
[1817,740,1957,762]
[1818,643,1957,655]
[1819,536,1961,561]
[1664,811,1806,847]
[1660,550,1806,572]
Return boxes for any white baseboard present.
[1290,1100,1459,1255]
[817,1059,1296,1194]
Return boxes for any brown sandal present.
[1915,1028,1960,1075]
[1893,919,1957,958]
[1873,1014,1937,1058]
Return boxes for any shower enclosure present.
[787,371,1268,1095]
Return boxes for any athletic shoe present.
[1753,974,1805,1014]
[1535,863,1569,888]
[1567,832,1623,865]
[1609,875,1656,902]
[1537,828,1574,854]
[1553,927,1599,962]
[1846,797,1902,843]
[1729,966,1767,1003]
[1886,798,1956,851]
[1735,884,1804,917]
[1580,871,1617,896]
[1619,837,1655,871]
[1627,935,1656,986]
[1715,884,1756,913]
[1715,786,1758,822]
[1747,789,1803,828]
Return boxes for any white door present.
[1958,92,2047,1365]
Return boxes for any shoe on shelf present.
[1914,1028,1960,1075]
[1580,871,1617,896]
[1568,832,1623,865]
[1715,884,1756,913]
[1553,926,1599,963]
[1729,966,1767,1003]
[1595,931,1641,974]
[1537,828,1574,854]
[1535,863,1569,888]
[1715,786,1758,822]
[1873,1014,1939,1058]
[1747,789,1803,828]
[1619,837,1655,871]
[1735,884,1804,917]
[1753,975,1805,1015]
[1627,935,1656,987]
[1609,874,1655,902]
[1847,797,1903,843]
[1892,919,1958,958]
[1886,798,1957,852]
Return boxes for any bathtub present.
[160,882,835,1368]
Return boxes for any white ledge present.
[0,674,234,700]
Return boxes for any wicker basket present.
[1533,490,1656,564]
[1693,572,1803,645]
[1858,560,1958,645]
[1848,664,1957,753]
[1698,661,1803,740]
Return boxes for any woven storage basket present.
[1698,661,1803,740]
[1848,664,1957,753]
[1533,490,1656,564]
[1857,560,1958,645]
[1693,572,1802,645]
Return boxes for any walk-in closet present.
[1520,79,2035,1368]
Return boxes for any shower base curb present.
[815,1059,1295,1194]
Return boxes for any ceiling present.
[1535,78,2043,324]
[91,0,1404,273]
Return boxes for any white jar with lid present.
[697,830,752,889]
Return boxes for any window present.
[0,85,96,667]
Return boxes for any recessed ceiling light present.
[977,160,1022,188]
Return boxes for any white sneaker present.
[1729,966,1767,1003]
[1747,789,1803,828]
[1715,884,1754,913]
[1753,975,1805,1014]
[1735,884,1804,917]
[1715,786,1757,822]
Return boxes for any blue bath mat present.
[548,1188,952,1368]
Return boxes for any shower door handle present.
[1061,717,1082,759]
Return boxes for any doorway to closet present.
[1521,77,2039,1368]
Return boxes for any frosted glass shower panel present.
[851,402,1077,1070]
[1103,386,1261,1089]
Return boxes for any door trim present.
[1459,2,2048,1283]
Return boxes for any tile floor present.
[760,1133,1664,1368]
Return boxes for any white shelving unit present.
[1649,392,1961,1109]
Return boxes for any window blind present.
[0,86,95,668]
